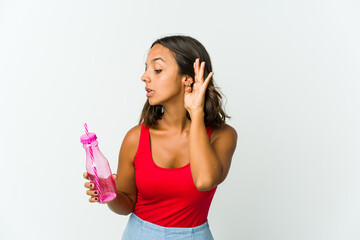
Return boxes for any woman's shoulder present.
[210,123,237,144]
[121,124,143,153]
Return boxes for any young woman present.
[83,35,237,239]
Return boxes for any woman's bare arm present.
[107,125,140,215]
[189,112,237,191]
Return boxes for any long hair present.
[139,35,230,128]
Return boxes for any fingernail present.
[95,197,98,201]
[94,191,98,195]
[90,184,93,188]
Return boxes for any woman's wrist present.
[107,191,134,215]
[188,109,205,120]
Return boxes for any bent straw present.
[84,123,103,202]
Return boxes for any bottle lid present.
[80,133,97,144]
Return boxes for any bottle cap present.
[80,133,97,144]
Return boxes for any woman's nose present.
[141,72,150,83]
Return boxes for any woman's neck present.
[156,102,191,133]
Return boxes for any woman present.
[83,35,237,239]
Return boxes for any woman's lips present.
[145,87,154,97]
[146,90,154,97]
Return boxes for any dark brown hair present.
[139,35,230,128]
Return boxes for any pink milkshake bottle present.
[80,123,117,203]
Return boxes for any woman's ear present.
[184,76,194,86]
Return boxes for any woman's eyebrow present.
[152,57,165,63]
[145,57,165,66]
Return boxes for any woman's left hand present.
[184,58,214,116]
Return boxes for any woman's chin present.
[148,99,161,106]
[148,99,154,105]
[148,101,158,106]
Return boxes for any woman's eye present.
[154,69,162,73]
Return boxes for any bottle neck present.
[82,140,99,150]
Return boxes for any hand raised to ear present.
[184,58,214,116]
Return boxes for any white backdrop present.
[0,1,359,239]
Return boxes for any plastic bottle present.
[80,125,117,203]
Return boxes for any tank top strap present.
[135,123,150,159]
[205,125,214,140]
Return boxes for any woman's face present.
[141,44,185,106]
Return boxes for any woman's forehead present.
[146,44,175,64]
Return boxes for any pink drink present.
[81,124,118,204]
[88,173,117,203]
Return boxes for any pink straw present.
[84,123,103,202]
[84,123,89,136]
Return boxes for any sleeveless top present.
[133,123,217,228]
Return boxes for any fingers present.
[89,197,99,203]
[203,72,214,89]
[193,58,212,84]
[83,173,117,203]
[193,59,199,82]
[84,182,94,189]
[84,183,99,203]
[86,189,99,197]
[199,61,205,82]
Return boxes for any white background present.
[0,0,359,239]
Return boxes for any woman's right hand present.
[83,172,118,203]
[83,172,99,203]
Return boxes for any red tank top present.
[133,123,217,228]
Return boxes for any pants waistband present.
[130,213,210,233]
